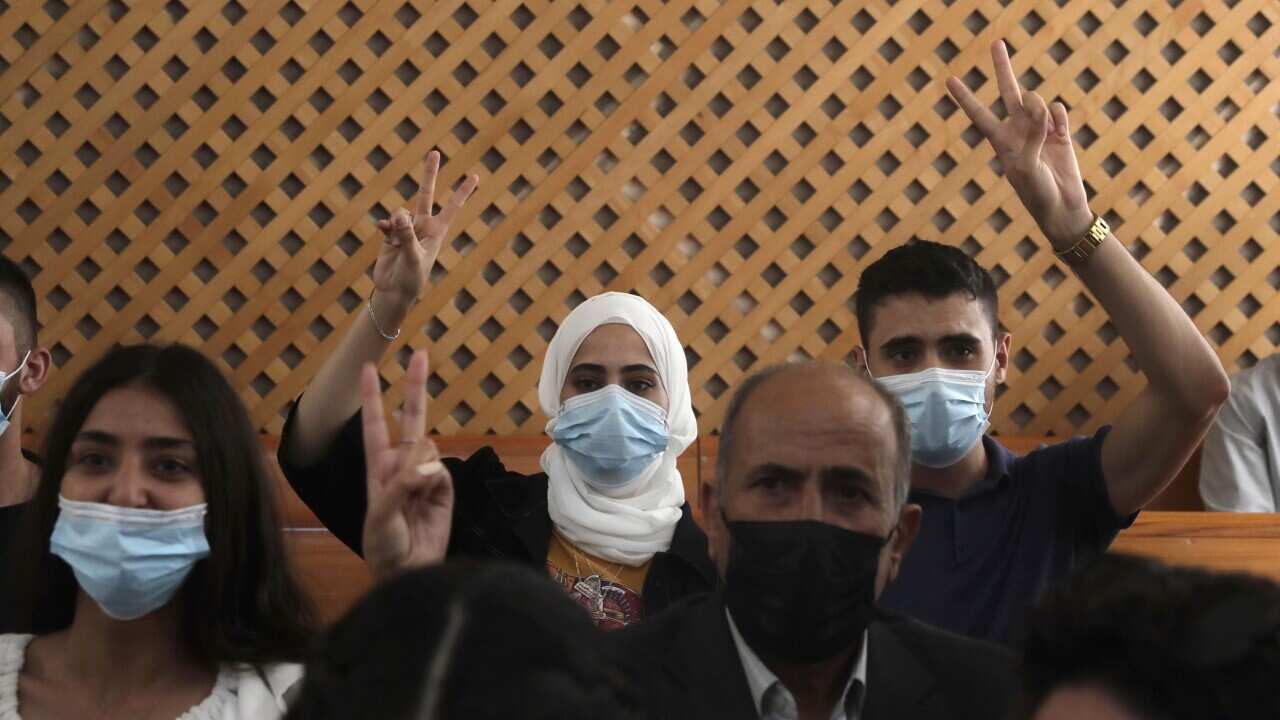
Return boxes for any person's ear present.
[18,347,52,395]
[703,473,737,576]
[993,332,1011,386]
[880,503,921,591]
[988,333,1008,386]
[851,346,870,376]
[700,476,716,524]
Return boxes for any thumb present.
[1019,92,1050,171]
[1050,101,1073,143]
[389,208,421,265]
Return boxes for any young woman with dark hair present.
[2,343,316,719]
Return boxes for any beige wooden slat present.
[0,0,1275,437]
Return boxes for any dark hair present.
[1021,554,1280,719]
[717,361,911,514]
[286,561,642,720]
[854,240,999,347]
[7,343,316,663]
[0,255,37,353]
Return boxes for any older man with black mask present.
[608,362,1013,720]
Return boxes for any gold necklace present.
[555,532,625,580]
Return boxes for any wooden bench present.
[694,434,1204,512]
[274,433,1217,622]
[267,435,705,529]
[275,435,703,623]
[1112,512,1280,583]
[31,433,1251,624]
[287,510,1280,624]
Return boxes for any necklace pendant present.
[574,574,603,599]
[574,575,606,619]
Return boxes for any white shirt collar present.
[725,610,869,720]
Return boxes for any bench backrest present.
[28,433,1225,624]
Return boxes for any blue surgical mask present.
[50,496,211,621]
[873,360,994,468]
[549,385,669,490]
[0,350,30,439]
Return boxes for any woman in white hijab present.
[277,155,714,628]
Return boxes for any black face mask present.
[722,517,889,664]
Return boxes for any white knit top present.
[0,634,302,720]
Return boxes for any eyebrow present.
[821,466,877,486]
[744,463,806,482]
[744,463,880,492]
[568,362,658,374]
[939,333,983,345]
[821,466,884,504]
[880,332,983,350]
[880,335,921,351]
[74,430,196,450]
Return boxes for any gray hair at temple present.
[715,361,912,516]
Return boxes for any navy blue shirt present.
[880,429,1135,644]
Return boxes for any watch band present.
[1055,215,1111,265]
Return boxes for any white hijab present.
[539,292,696,566]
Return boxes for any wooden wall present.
[2,0,1277,437]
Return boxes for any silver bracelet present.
[367,296,401,342]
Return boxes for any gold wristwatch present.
[1055,215,1110,265]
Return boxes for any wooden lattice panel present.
[1,0,1277,437]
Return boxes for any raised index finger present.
[991,40,1023,114]
[415,151,440,218]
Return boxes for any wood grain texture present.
[262,435,1264,622]
[1112,511,1280,582]
[282,509,1280,625]
[698,432,1204,510]
[1,0,1276,441]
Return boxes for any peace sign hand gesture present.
[946,41,1095,251]
[372,151,480,310]
[361,349,453,581]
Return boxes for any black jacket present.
[606,592,1015,720]
[278,403,717,617]
[0,449,40,630]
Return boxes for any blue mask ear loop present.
[978,351,999,415]
[860,350,878,381]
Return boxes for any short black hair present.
[0,255,37,353]
[287,562,642,720]
[1021,554,1280,719]
[717,362,911,514]
[7,344,316,663]
[854,240,999,347]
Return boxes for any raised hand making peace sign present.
[372,151,480,308]
[361,349,453,581]
[946,41,1096,251]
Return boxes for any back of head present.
[854,240,998,346]
[1021,554,1280,719]
[8,343,314,661]
[287,562,641,720]
[0,255,37,354]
